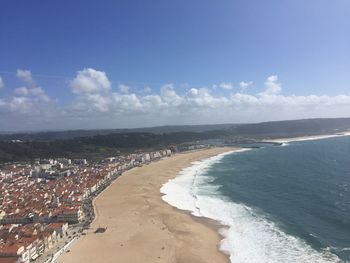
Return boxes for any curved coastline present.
[160,148,249,262]
[57,147,235,263]
[161,137,347,263]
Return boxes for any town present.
[0,145,209,263]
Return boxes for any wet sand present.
[58,148,236,263]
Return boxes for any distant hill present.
[0,130,230,163]
[230,118,350,137]
[0,124,236,141]
[1,118,350,142]
[0,118,350,163]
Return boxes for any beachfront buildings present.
[0,149,174,262]
[0,222,69,263]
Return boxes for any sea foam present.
[160,149,341,263]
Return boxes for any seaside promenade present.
[58,148,234,263]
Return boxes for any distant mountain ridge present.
[229,118,350,137]
[0,124,236,141]
[1,118,350,141]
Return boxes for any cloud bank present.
[0,68,350,131]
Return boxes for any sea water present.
[161,136,350,263]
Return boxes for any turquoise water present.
[162,136,350,262]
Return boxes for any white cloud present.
[14,70,51,103]
[219,82,234,90]
[30,87,50,102]
[261,75,282,95]
[113,93,143,113]
[85,93,110,112]
[141,86,152,94]
[0,76,4,88]
[141,94,166,111]
[118,84,129,94]
[16,69,34,85]
[0,70,55,130]
[160,84,183,106]
[63,84,350,130]
[70,68,111,94]
[184,88,227,109]
[14,86,50,102]
[239,81,253,90]
[2,71,350,131]
[15,87,29,96]
[0,97,31,114]
[29,87,43,96]
[0,95,53,116]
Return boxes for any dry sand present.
[264,131,350,144]
[58,147,236,263]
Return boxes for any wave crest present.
[160,150,341,263]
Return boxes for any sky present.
[0,0,350,131]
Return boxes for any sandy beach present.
[263,131,350,144]
[58,147,235,263]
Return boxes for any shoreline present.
[158,135,350,262]
[57,147,236,263]
[263,131,350,144]
[160,148,249,263]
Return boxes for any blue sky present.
[0,0,350,131]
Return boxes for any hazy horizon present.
[1,117,350,135]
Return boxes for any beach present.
[263,131,350,144]
[58,147,235,263]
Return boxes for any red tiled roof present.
[0,257,20,263]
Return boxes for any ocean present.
[161,135,350,263]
